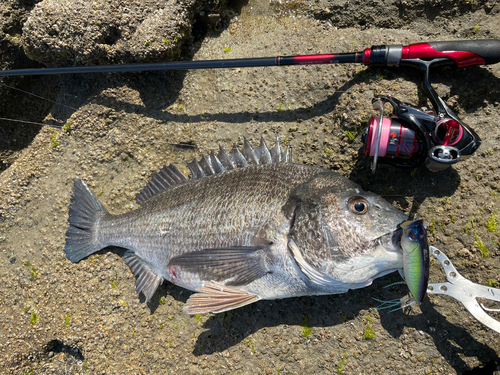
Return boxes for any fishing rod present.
[2,40,500,77]
[2,39,500,172]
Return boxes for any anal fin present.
[124,251,163,301]
[184,282,260,314]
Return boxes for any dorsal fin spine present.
[210,151,225,173]
[168,164,188,183]
[230,145,248,168]
[187,159,205,179]
[270,133,282,162]
[199,155,215,176]
[285,143,292,162]
[157,167,175,186]
[136,135,292,203]
[257,136,272,164]
[218,145,235,170]
[243,137,259,165]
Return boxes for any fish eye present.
[348,197,369,215]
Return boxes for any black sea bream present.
[64,136,407,314]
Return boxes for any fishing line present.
[0,115,201,150]
[0,117,65,129]
[0,76,352,154]
[0,82,206,150]
[0,82,79,111]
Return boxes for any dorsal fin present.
[136,164,189,204]
[255,136,272,164]
[284,142,292,162]
[209,150,225,173]
[135,135,292,203]
[217,145,236,170]
[230,144,248,168]
[187,158,205,179]
[199,155,215,176]
[270,133,283,163]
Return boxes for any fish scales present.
[99,163,317,257]
[64,136,408,314]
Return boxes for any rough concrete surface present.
[0,0,499,374]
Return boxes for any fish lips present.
[377,226,404,254]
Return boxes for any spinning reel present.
[362,54,482,173]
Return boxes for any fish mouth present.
[327,226,405,285]
[376,226,404,254]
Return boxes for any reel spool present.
[363,98,424,173]
[364,102,419,174]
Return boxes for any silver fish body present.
[65,136,407,314]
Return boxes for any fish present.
[64,135,411,314]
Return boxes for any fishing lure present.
[400,220,430,304]
[374,220,429,310]
[376,222,500,334]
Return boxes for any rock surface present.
[22,0,227,66]
[0,0,59,172]
[0,0,499,374]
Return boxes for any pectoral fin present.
[184,282,260,314]
[168,246,272,286]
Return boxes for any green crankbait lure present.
[400,220,430,303]
[374,219,430,310]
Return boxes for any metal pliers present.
[427,246,500,333]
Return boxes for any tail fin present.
[64,179,110,262]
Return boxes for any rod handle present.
[403,39,500,68]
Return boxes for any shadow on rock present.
[44,339,85,361]
[95,57,500,126]
[373,286,499,374]
[420,301,499,374]
[193,293,357,355]
[426,65,500,114]
[349,158,462,202]
[191,276,409,355]
[147,282,191,312]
